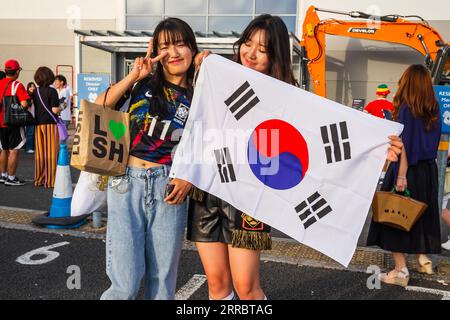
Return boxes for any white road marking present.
[16,242,70,265]
[175,274,207,300]
[406,286,450,300]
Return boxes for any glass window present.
[256,0,297,14]
[126,16,163,30]
[173,16,207,33]
[209,0,253,14]
[280,16,296,33]
[165,0,207,15]
[126,0,163,15]
[209,16,252,33]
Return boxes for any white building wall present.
[0,0,124,87]
[0,0,121,20]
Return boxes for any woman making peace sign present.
[97,18,198,300]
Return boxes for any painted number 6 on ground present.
[16,242,70,265]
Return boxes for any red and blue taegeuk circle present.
[247,119,309,190]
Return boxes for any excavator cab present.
[433,45,450,86]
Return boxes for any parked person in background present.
[364,84,394,119]
[32,67,62,188]
[0,60,30,186]
[365,85,395,176]
[367,65,442,287]
[25,82,36,154]
[54,75,71,130]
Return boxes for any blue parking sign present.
[77,74,110,107]
[434,85,450,134]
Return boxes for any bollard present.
[92,211,102,228]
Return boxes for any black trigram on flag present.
[320,122,351,164]
[214,147,237,183]
[296,192,333,229]
[224,81,260,121]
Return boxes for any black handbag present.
[1,81,35,126]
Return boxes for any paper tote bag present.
[71,100,130,176]
[371,191,428,232]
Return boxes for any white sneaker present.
[442,237,450,251]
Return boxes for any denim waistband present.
[125,165,170,179]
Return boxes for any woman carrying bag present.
[31,67,63,188]
[97,18,198,300]
[367,64,442,287]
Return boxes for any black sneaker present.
[4,177,25,186]
[0,176,7,184]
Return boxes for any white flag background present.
[170,55,403,266]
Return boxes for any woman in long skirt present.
[367,64,442,287]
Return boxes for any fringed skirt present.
[187,190,272,250]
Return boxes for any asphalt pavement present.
[1,228,449,300]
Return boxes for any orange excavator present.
[299,7,450,240]
[299,6,450,97]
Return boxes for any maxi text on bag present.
[71,100,130,176]
[170,55,403,267]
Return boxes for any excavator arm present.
[301,6,447,97]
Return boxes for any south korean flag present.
[170,55,403,267]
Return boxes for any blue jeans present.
[25,126,35,151]
[101,166,187,300]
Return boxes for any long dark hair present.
[234,14,297,86]
[26,82,36,94]
[393,64,439,131]
[147,17,198,116]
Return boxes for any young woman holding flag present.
[188,14,404,300]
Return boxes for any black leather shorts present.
[187,193,239,244]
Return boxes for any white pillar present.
[74,35,82,107]
[116,0,126,31]
[297,0,308,37]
